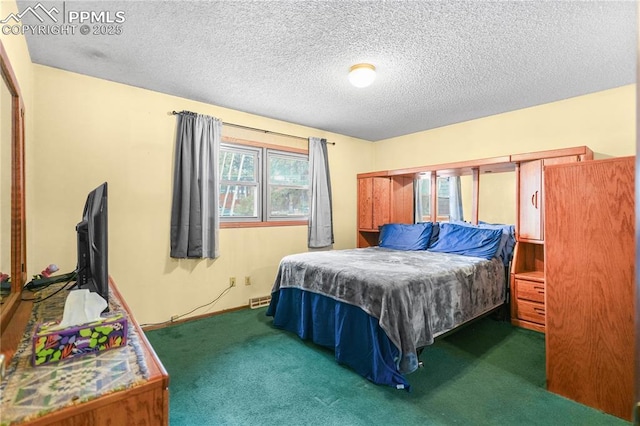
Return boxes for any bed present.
[266,221,514,390]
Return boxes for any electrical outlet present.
[245,276,251,286]
[230,277,236,287]
[171,315,179,322]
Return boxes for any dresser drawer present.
[515,299,545,325]
[515,279,545,303]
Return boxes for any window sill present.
[220,220,308,229]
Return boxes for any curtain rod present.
[171,110,335,145]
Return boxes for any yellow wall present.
[31,65,374,324]
[373,85,636,224]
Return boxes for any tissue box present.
[32,311,128,366]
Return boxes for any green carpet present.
[146,308,628,425]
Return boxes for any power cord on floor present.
[140,284,233,328]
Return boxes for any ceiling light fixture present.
[348,63,376,88]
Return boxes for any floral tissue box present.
[32,311,128,366]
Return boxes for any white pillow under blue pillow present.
[379,222,433,251]
[427,222,503,260]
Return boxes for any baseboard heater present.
[249,295,271,309]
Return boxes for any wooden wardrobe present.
[544,156,635,421]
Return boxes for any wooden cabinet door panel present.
[390,176,414,224]
[518,160,542,240]
[545,157,634,421]
[371,177,390,228]
[358,178,373,229]
[358,177,391,231]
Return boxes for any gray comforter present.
[271,247,505,373]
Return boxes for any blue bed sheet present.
[266,287,410,390]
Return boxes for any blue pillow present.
[419,221,439,247]
[449,220,515,264]
[427,222,503,260]
[379,223,433,251]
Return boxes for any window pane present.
[438,177,450,217]
[269,186,309,217]
[219,184,258,217]
[268,154,309,186]
[219,149,257,183]
[437,177,450,197]
[268,151,309,219]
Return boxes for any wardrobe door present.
[545,156,634,421]
[518,160,542,241]
[357,176,391,247]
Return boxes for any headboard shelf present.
[356,146,593,234]
[357,146,593,180]
[386,155,514,178]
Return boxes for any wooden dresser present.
[544,156,634,421]
[0,277,169,425]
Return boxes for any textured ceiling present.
[16,0,637,142]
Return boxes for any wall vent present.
[249,295,271,309]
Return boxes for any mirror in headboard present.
[0,39,27,335]
[414,165,516,225]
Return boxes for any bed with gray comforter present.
[267,247,506,385]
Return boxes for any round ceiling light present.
[348,63,376,88]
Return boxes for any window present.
[219,144,260,219]
[267,151,309,220]
[219,140,309,225]
[416,175,452,221]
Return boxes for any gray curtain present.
[414,179,423,223]
[414,176,430,222]
[449,176,464,221]
[308,137,334,248]
[170,112,221,258]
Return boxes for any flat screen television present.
[76,182,109,308]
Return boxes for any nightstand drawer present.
[515,279,545,303]
[515,299,545,325]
